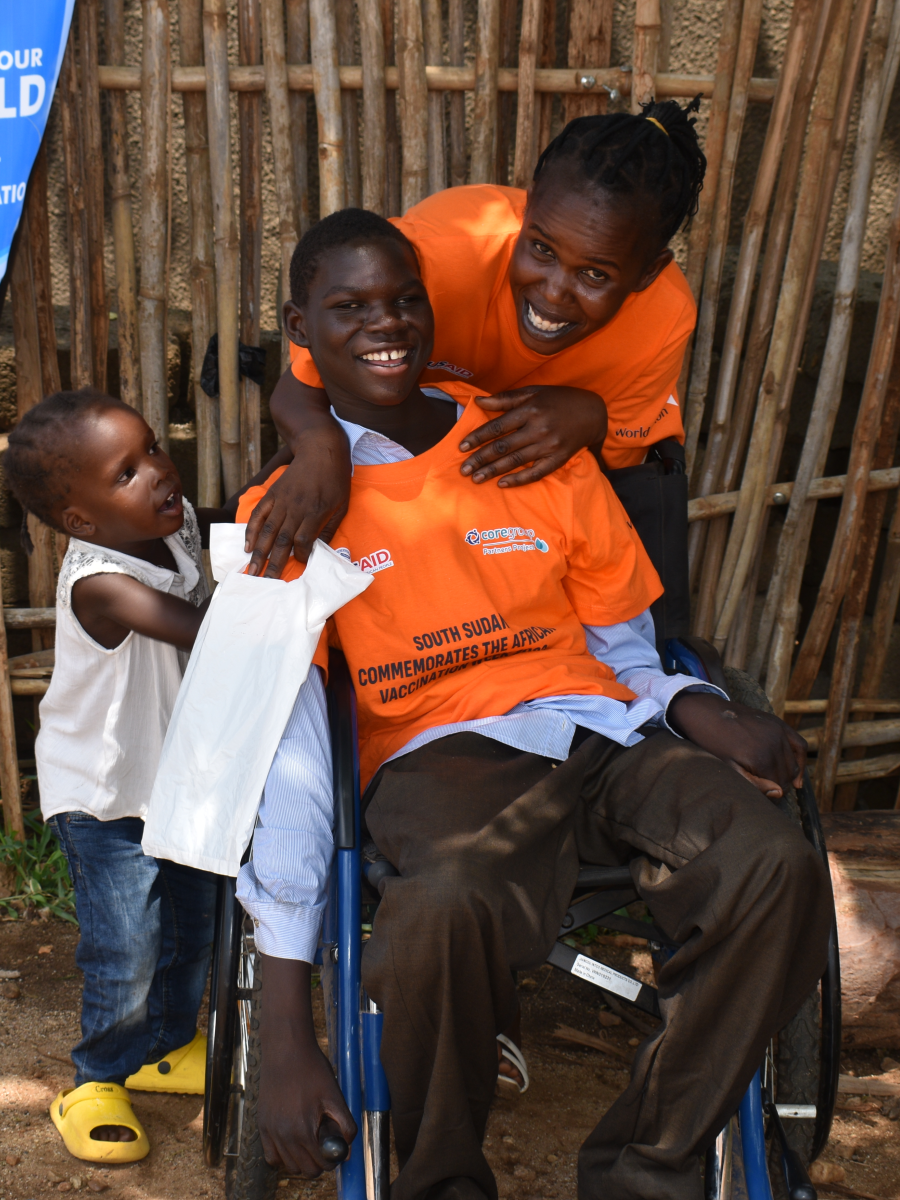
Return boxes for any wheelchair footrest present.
[548,940,661,1019]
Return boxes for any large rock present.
[822,812,900,1049]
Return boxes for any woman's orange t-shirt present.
[236,384,662,787]
[289,185,696,470]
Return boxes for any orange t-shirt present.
[237,384,662,787]
[289,185,696,469]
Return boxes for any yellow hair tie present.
[645,117,669,137]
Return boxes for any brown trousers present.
[360,730,832,1200]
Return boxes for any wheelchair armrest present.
[576,865,635,890]
[327,650,359,850]
[665,636,728,692]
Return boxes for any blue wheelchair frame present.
[311,643,838,1200]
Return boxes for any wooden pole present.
[513,0,542,189]
[815,371,900,808]
[10,211,43,421]
[751,0,900,679]
[448,0,467,187]
[685,0,820,505]
[682,0,763,477]
[240,0,263,481]
[28,148,62,402]
[10,158,60,653]
[140,0,171,442]
[538,0,557,162]
[632,0,661,112]
[422,0,446,194]
[711,0,859,653]
[495,0,518,184]
[690,0,838,634]
[471,0,500,183]
[103,0,143,409]
[382,0,401,215]
[565,0,613,124]
[179,0,220,508]
[0,588,24,839]
[336,0,361,208]
[835,486,900,807]
[742,0,876,676]
[95,59,779,100]
[80,0,109,392]
[788,173,900,704]
[59,26,93,390]
[262,0,299,380]
[204,0,242,494]
[686,466,900,522]
[359,0,386,212]
[309,0,346,216]
[396,0,429,211]
[676,0,742,412]
[285,0,311,233]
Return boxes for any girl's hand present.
[458,386,608,486]
[71,574,210,652]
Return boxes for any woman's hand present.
[244,435,351,576]
[244,370,351,576]
[666,691,808,799]
[458,386,608,486]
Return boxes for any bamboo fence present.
[6,0,900,830]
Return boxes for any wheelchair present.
[202,644,841,1200]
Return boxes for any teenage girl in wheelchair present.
[203,208,839,1200]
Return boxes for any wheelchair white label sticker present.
[571,954,642,1002]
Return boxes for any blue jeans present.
[49,813,217,1086]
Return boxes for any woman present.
[245,98,705,638]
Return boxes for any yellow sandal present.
[125,1029,207,1094]
[50,1082,149,1163]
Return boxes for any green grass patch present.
[0,814,76,924]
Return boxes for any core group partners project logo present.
[464,525,550,556]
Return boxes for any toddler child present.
[3,388,269,1163]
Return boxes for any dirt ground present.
[0,918,896,1200]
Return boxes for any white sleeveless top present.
[36,501,210,822]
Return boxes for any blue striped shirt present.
[236,399,721,960]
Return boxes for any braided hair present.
[4,389,128,542]
[533,97,707,245]
[289,207,418,306]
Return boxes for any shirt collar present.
[330,410,404,464]
[329,389,458,467]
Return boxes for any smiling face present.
[509,177,674,355]
[57,404,185,549]
[283,238,434,411]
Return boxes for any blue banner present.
[0,2,76,286]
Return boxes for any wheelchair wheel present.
[204,876,242,1167]
[723,668,834,1176]
[223,922,279,1200]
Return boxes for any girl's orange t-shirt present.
[236,384,662,787]
[289,185,696,470]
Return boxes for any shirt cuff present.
[236,865,324,962]
[658,680,728,737]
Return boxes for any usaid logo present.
[426,359,474,379]
[335,546,394,574]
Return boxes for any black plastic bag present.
[200,333,267,397]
